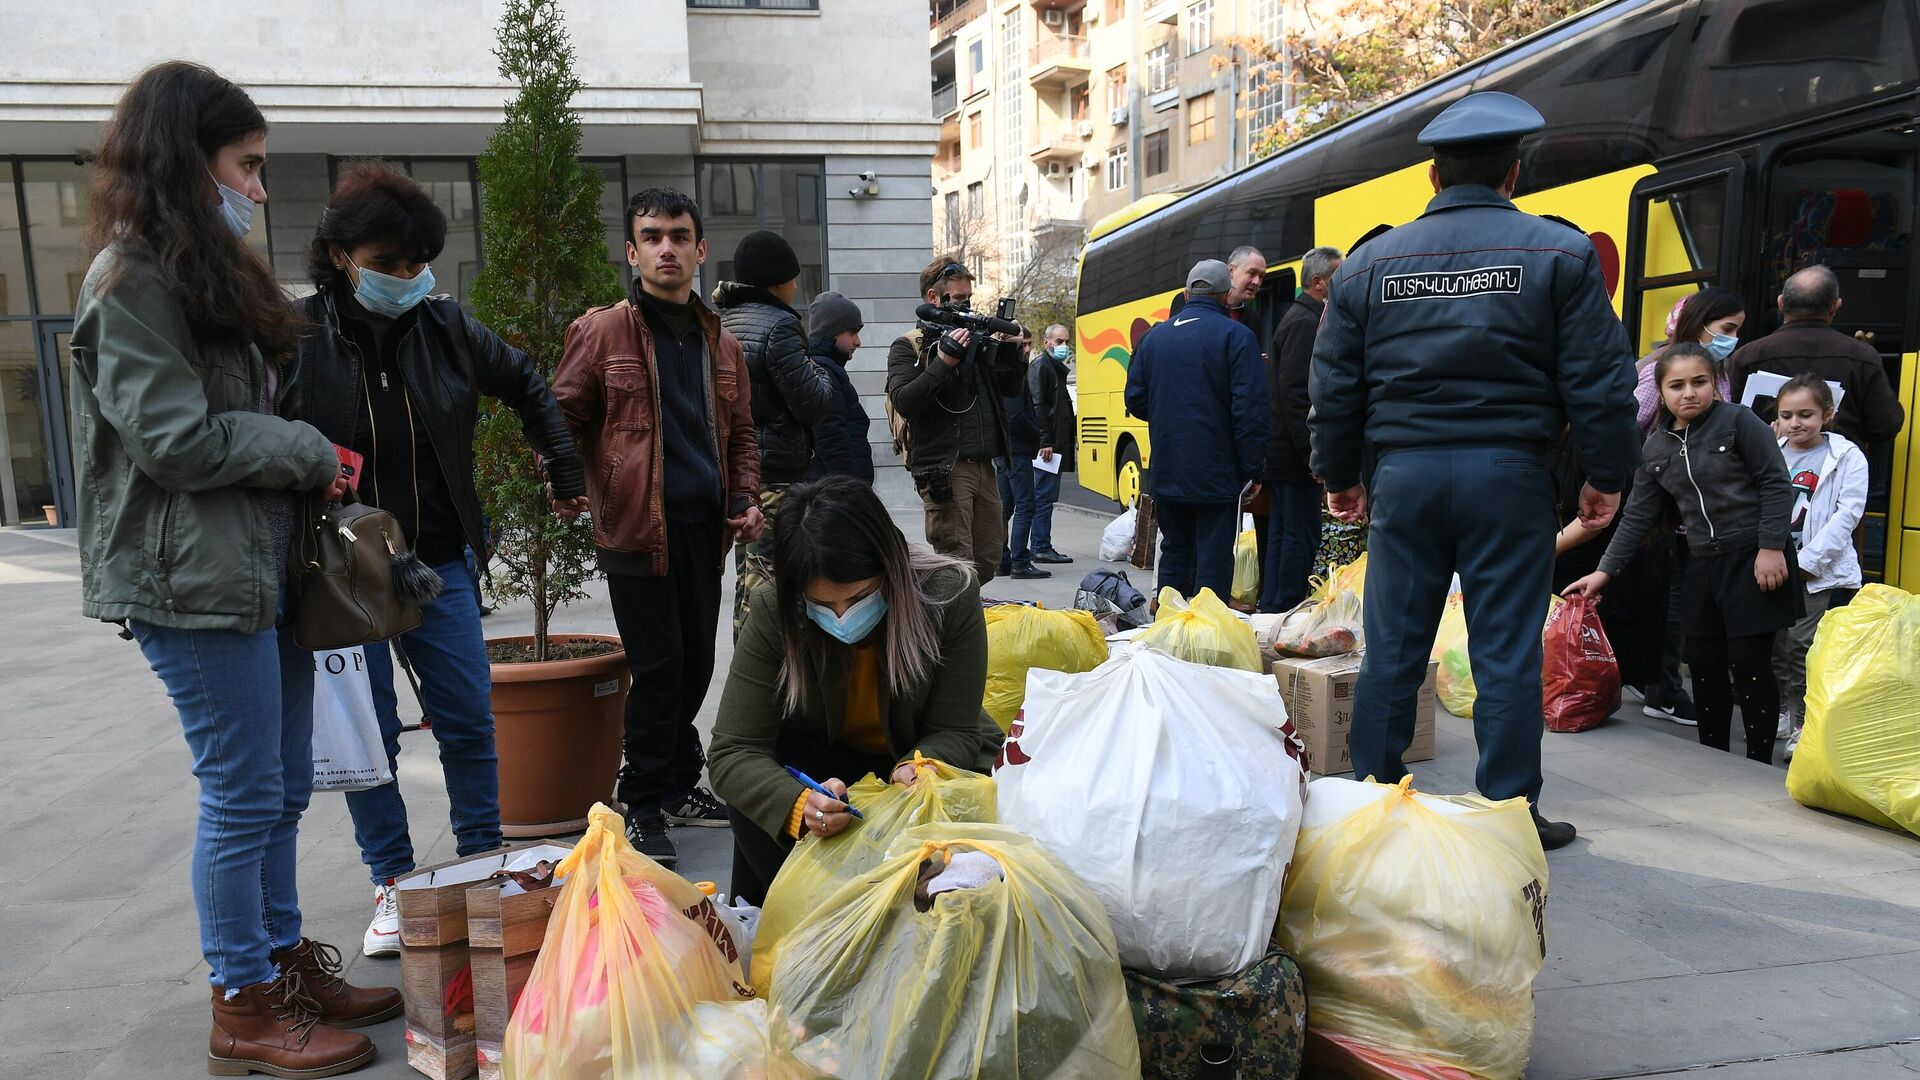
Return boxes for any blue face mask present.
[806,590,888,645]
[1049,344,1071,361]
[349,258,436,318]
[209,172,255,238]
[1706,333,1738,362]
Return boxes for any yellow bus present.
[1074,0,1920,590]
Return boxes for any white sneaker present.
[363,881,401,958]
[1784,728,1801,761]
[1777,707,1799,738]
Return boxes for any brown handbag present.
[289,493,441,650]
[1130,493,1157,571]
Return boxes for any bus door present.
[1757,121,1920,587]
[1623,154,1749,355]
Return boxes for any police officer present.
[1308,92,1640,850]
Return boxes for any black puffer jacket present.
[713,282,834,484]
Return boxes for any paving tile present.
[10,1049,110,1080]
[1620,1043,1920,1079]
[13,805,194,903]
[1547,794,1678,833]
[1840,952,1920,1002]
[0,748,146,828]
[1529,963,1920,1080]
[1580,823,1802,888]
[1834,869,1920,911]
[0,981,178,1055]
[48,740,196,809]
[1535,906,1694,990]
[19,873,207,992]
[0,897,124,994]
[1623,792,1920,878]
[1704,877,1920,948]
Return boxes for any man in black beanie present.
[806,291,875,484]
[713,230,833,637]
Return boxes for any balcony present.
[1028,34,1093,86]
[932,82,959,119]
[1028,122,1088,163]
[1142,0,1179,24]
[931,0,987,39]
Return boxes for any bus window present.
[1760,124,1918,582]
[1625,163,1742,352]
[1674,0,1918,147]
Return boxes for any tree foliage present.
[1228,0,1595,160]
[469,0,622,661]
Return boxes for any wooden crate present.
[397,846,570,1080]
[466,846,569,1080]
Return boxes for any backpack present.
[1075,569,1150,630]
[885,328,925,459]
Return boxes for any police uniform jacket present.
[1307,184,1640,495]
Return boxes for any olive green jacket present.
[70,246,337,633]
[710,566,1003,839]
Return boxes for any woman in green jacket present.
[71,63,393,1078]
[710,475,1003,903]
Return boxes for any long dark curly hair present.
[85,61,296,357]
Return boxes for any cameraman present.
[886,256,1027,580]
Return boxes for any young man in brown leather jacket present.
[551,188,763,865]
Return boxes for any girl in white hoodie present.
[1772,374,1868,759]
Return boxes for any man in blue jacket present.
[1126,259,1269,600]
[1309,92,1640,849]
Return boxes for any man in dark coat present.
[1727,263,1905,447]
[805,291,874,484]
[1262,244,1342,612]
[1125,259,1270,599]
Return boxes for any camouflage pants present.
[732,484,787,640]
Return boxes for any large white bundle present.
[997,647,1306,979]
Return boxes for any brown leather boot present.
[269,938,403,1029]
[208,972,376,1077]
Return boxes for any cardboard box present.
[398,846,570,1080]
[466,846,570,1080]
[1273,653,1436,776]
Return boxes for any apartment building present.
[929,0,1291,298]
[0,0,941,524]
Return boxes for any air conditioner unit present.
[1045,161,1066,177]
[1110,104,1130,125]
[1077,119,1094,138]
[1043,8,1066,28]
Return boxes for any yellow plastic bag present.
[1430,592,1562,719]
[767,822,1142,1079]
[1232,529,1261,606]
[982,604,1108,731]
[1787,584,1920,837]
[504,804,747,1080]
[1272,553,1368,658]
[1137,587,1263,671]
[751,756,995,996]
[1278,777,1548,1080]
[673,1000,815,1079]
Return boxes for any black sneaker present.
[1031,549,1074,564]
[998,558,1013,577]
[625,813,677,865]
[1533,810,1577,851]
[665,786,731,828]
[1643,699,1698,727]
[1010,564,1051,579]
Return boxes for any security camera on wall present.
[849,171,879,198]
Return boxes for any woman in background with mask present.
[709,476,1003,904]
[283,159,588,957]
[1634,288,1745,435]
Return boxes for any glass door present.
[34,320,74,527]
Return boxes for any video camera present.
[915,297,1027,339]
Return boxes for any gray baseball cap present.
[1187,259,1231,296]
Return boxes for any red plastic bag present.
[1542,594,1620,733]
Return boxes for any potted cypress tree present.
[470,0,626,837]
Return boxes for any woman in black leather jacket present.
[283,159,586,958]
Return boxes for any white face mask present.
[209,170,255,237]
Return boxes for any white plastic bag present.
[1099,507,1136,562]
[310,647,392,792]
[997,647,1307,979]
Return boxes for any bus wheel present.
[1117,443,1144,508]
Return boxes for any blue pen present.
[785,766,864,820]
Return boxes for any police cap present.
[1417,91,1544,152]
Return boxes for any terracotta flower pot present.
[489,634,628,838]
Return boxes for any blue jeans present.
[131,597,310,990]
[1031,466,1061,553]
[997,457,1037,564]
[346,558,501,884]
[1351,447,1555,803]
[1260,480,1322,612]
[1155,498,1239,600]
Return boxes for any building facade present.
[0,0,938,526]
[929,0,1292,300]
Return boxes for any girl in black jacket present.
[1566,344,1802,762]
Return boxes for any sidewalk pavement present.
[3,497,1918,1080]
